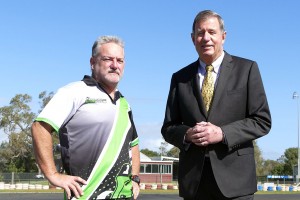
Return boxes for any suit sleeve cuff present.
[222,130,228,145]
[183,133,191,151]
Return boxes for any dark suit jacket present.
[161,52,271,198]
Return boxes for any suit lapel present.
[209,53,233,116]
[191,61,207,117]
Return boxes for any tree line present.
[0,93,298,177]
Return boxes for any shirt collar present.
[199,51,225,73]
[82,75,123,100]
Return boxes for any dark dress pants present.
[184,158,254,200]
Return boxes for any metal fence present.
[0,173,48,185]
[257,176,295,185]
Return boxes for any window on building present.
[145,164,151,173]
[152,164,159,173]
[140,163,172,174]
[162,164,171,173]
[140,164,145,173]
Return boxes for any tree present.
[261,159,283,175]
[0,142,10,171]
[270,161,284,175]
[38,91,54,113]
[254,140,265,176]
[283,147,298,175]
[263,148,298,176]
[159,140,169,156]
[167,146,179,158]
[0,91,54,172]
[140,148,159,157]
[0,94,36,172]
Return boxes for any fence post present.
[11,172,14,184]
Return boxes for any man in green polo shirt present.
[31,35,140,200]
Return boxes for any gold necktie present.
[202,65,214,111]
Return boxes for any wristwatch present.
[131,175,140,185]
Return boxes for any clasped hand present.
[185,121,223,146]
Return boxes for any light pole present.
[292,91,300,184]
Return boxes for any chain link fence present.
[0,173,48,185]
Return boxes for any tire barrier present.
[0,182,51,190]
[139,183,179,190]
[257,184,300,192]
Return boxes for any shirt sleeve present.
[35,83,83,132]
[128,110,139,147]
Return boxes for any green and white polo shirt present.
[35,75,139,199]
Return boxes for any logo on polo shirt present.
[85,97,107,104]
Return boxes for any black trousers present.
[184,158,254,200]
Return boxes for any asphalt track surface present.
[0,193,300,200]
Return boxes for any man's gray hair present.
[92,35,124,57]
[192,10,225,34]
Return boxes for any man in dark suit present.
[161,10,271,200]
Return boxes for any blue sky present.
[1,0,300,161]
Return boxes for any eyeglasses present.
[96,56,124,64]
